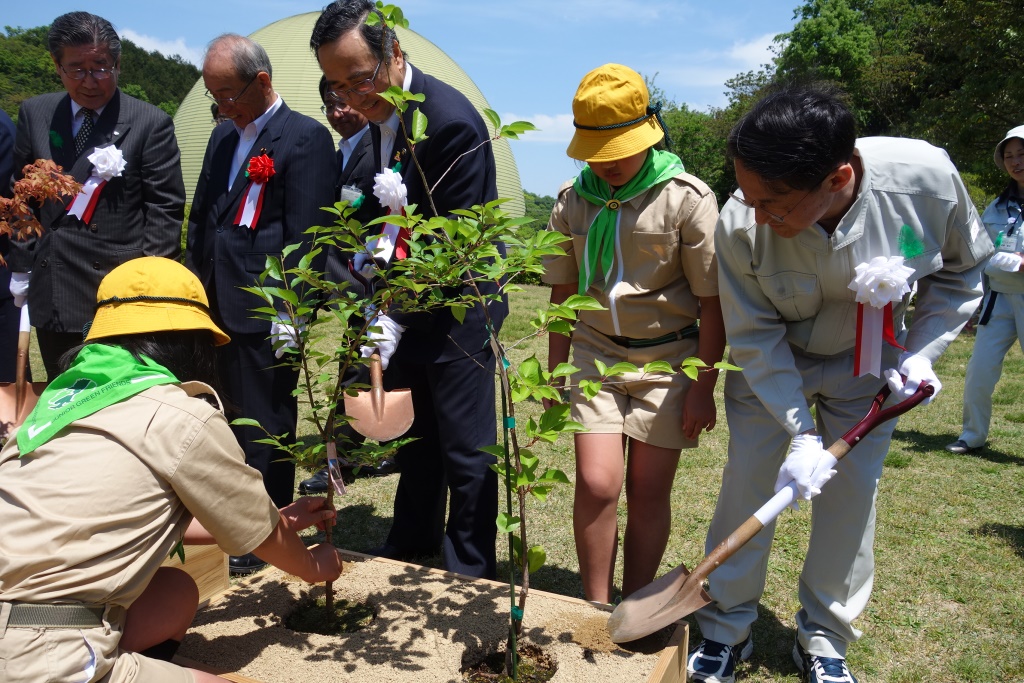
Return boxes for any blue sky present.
[6,1,800,195]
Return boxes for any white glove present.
[359,314,405,370]
[350,251,376,280]
[774,433,838,509]
[270,313,301,359]
[9,272,30,308]
[990,251,1022,272]
[884,352,941,405]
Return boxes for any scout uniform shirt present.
[542,172,720,340]
[0,382,280,681]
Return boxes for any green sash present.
[574,149,684,294]
[17,344,178,455]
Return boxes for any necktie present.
[75,108,95,157]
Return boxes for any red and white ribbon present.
[848,256,913,377]
[67,176,107,223]
[367,167,409,263]
[234,180,267,230]
[67,145,125,223]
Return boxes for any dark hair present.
[206,34,272,81]
[60,331,222,393]
[727,84,857,191]
[48,11,121,63]
[318,74,329,102]
[310,0,397,64]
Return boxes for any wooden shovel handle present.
[15,306,30,420]
[689,380,935,585]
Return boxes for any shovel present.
[1,306,44,438]
[607,380,934,643]
[343,351,413,441]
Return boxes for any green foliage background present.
[0,24,199,120]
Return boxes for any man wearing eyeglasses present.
[185,34,335,576]
[6,11,184,380]
[685,85,992,683]
[310,0,508,580]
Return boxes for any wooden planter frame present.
[172,550,688,683]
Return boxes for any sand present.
[179,554,675,683]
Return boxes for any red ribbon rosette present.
[246,154,275,184]
[235,153,275,230]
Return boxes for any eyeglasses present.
[60,65,117,81]
[728,171,832,224]
[326,60,382,104]
[320,102,346,115]
[205,75,257,105]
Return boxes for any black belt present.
[606,322,699,348]
[2,602,105,628]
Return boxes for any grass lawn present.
[307,284,1024,682]
[27,284,1019,681]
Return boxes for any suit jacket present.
[7,90,185,333]
[186,101,335,335]
[370,64,508,363]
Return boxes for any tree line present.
[659,0,1015,211]
[0,24,200,121]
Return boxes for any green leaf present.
[551,362,579,378]
[593,358,608,376]
[605,362,638,377]
[643,360,676,374]
[483,108,501,131]
[168,539,185,563]
[496,513,521,534]
[563,294,605,311]
[715,361,743,372]
[411,109,428,142]
[526,545,546,574]
[481,444,507,458]
[579,379,602,401]
[519,356,542,384]
[231,417,264,429]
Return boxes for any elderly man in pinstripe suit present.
[7,12,184,380]
[186,34,335,575]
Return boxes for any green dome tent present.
[173,12,525,216]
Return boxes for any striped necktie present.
[75,108,95,157]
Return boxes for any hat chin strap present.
[573,102,673,150]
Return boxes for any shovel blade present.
[343,388,414,441]
[607,563,711,643]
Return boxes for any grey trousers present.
[695,347,900,659]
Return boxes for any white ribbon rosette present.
[848,255,913,377]
[366,167,410,263]
[68,144,126,222]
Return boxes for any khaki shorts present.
[0,605,193,683]
[569,322,700,450]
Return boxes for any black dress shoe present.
[298,468,330,495]
[361,458,398,477]
[229,553,267,576]
[366,543,438,562]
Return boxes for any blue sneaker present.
[686,634,753,683]
[793,642,858,683]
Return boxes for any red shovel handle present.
[837,378,935,454]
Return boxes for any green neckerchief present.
[17,344,178,455]
[574,149,684,294]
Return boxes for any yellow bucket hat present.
[566,63,667,163]
[85,256,230,346]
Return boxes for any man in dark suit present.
[312,0,508,580]
[6,12,184,380]
[298,76,393,495]
[186,34,336,575]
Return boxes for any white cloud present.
[500,113,575,144]
[121,29,203,67]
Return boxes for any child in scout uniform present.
[542,64,726,605]
[0,257,343,683]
